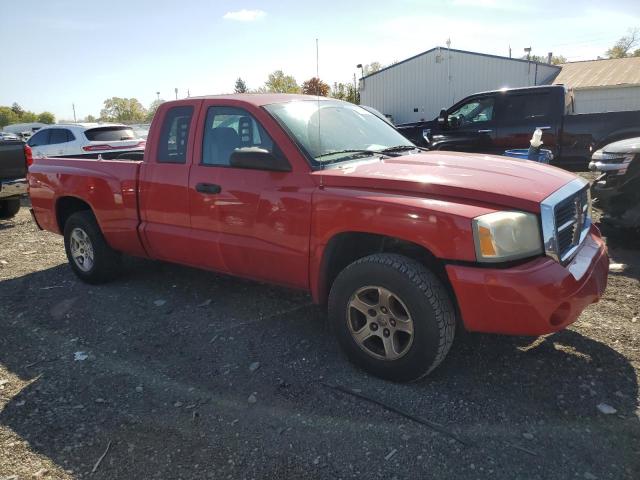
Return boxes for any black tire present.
[0,198,21,219]
[63,211,122,284]
[328,253,455,382]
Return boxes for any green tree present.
[301,77,330,96]
[363,62,383,76]
[100,97,147,123]
[145,99,164,122]
[523,54,567,65]
[82,114,97,123]
[330,83,359,104]
[606,28,640,58]
[21,111,37,122]
[234,77,248,93]
[0,107,19,128]
[11,103,24,117]
[263,70,300,93]
[37,112,55,124]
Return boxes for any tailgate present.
[0,141,27,180]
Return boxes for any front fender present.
[309,186,495,302]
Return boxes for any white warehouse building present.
[359,47,561,125]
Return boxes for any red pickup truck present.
[28,94,609,381]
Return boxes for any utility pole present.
[174,88,178,100]
[156,91,160,101]
[72,103,77,123]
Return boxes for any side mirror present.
[437,108,449,128]
[229,147,291,172]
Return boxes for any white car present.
[27,124,146,159]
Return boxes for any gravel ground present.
[0,199,639,480]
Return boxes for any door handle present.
[536,126,552,130]
[477,129,493,133]
[195,183,222,194]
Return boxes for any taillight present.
[82,144,111,151]
[24,144,33,168]
[82,140,146,152]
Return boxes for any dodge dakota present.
[397,85,640,171]
[28,94,609,381]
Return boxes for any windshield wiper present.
[378,145,428,154]
[315,149,379,159]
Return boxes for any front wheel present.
[63,211,122,284]
[328,254,455,382]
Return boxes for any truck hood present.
[599,136,640,154]
[312,151,578,212]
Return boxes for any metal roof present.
[360,47,561,80]
[553,57,640,89]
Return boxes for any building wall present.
[573,86,640,114]
[360,49,559,125]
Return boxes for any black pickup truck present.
[0,140,30,219]
[396,85,640,171]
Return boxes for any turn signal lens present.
[478,226,497,256]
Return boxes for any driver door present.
[187,102,314,288]
[438,95,499,154]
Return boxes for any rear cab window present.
[157,106,194,163]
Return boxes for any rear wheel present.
[328,253,455,382]
[63,211,122,283]
[0,198,21,219]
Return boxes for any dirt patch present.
[1,201,638,479]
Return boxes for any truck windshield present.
[264,100,415,165]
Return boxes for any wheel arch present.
[55,196,94,233]
[316,231,456,307]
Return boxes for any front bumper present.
[0,178,27,199]
[446,227,608,336]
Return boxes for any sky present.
[1,0,639,120]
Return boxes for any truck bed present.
[0,140,27,180]
[28,157,147,257]
[560,110,640,169]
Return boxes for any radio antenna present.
[316,38,322,158]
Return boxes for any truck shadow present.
[0,259,638,478]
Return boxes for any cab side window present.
[201,106,275,166]
[449,98,494,126]
[503,93,552,123]
[158,106,194,163]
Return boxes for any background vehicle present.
[28,94,608,381]
[130,123,151,140]
[27,124,146,159]
[590,137,640,230]
[0,132,21,141]
[396,85,640,171]
[0,139,30,219]
[2,122,45,138]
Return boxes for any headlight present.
[472,211,543,263]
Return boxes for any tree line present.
[0,103,55,128]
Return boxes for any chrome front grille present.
[541,179,591,265]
